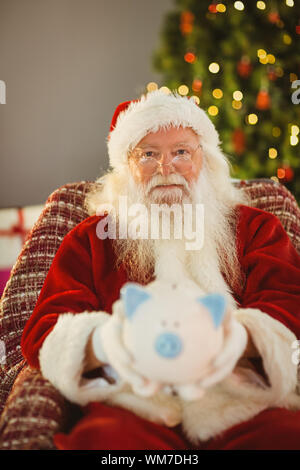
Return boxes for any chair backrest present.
[0,179,299,414]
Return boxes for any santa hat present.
[107,90,221,169]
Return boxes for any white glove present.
[196,316,248,389]
[91,325,120,384]
[92,302,148,390]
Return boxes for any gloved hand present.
[195,314,248,389]
[92,300,149,391]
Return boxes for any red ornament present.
[232,128,246,155]
[192,79,203,93]
[277,166,294,183]
[296,25,300,35]
[268,12,280,24]
[256,90,271,110]
[208,4,218,13]
[180,11,194,36]
[237,56,252,78]
[267,66,277,81]
[181,11,194,23]
[284,166,294,182]
[184,52,196,64]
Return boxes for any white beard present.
[85,164,248,309]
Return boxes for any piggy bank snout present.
[154,332,182,359]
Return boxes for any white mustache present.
[144,174,190,196]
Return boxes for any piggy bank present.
[119,280,228,401]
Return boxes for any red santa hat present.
[107,90,221,169]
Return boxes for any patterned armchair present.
[0,179,300,450]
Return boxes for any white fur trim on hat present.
[107,90,220,169]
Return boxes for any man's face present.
[128,127,203,204]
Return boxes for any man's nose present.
[158,152,173,176]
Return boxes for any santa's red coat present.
[21,204,300,450]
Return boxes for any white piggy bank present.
[118,280,228,401]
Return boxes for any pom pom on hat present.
[107,90,220,169]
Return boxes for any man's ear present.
[196,293,226,328]
[120,282,151,320]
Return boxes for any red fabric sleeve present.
[21,216,102,369]
[237,205,300,337]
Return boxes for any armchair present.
[0,179,299,449]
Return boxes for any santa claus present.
[21,90,300,450]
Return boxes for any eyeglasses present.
[129,144,202,176]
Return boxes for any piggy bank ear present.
[120,283,151,320]
[196,293,226,328]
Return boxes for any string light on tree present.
[153,1,300,201]
[256,1,266,9]
[234,1,245,11]
[191,95,200,105]
[209,62,220,73]
[233,90,243,101]
[257,49,267,64]
[283,33,292,45]
[268,148,278,159]
[208,105,219,116]
[257,49,276,66]
[212,88,223,99]
[146,82,158,92]
[247,113,258,125]
[267,54,276,64]
[271,176,279,183]
[259,56,268,65]
[290,135,299,146]
[216,3,226,12]
[159,86,171,94]
[290,124,299,146]
[232,100,242,110]
[178,84,189,96]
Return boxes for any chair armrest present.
[0,366,68,449]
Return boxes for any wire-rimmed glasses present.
[129,143,202,176]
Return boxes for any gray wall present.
[0,0,173,208]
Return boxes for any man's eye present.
[174,148,190,157]
[143,151,159,159]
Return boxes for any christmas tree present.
[151,0,300,201]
